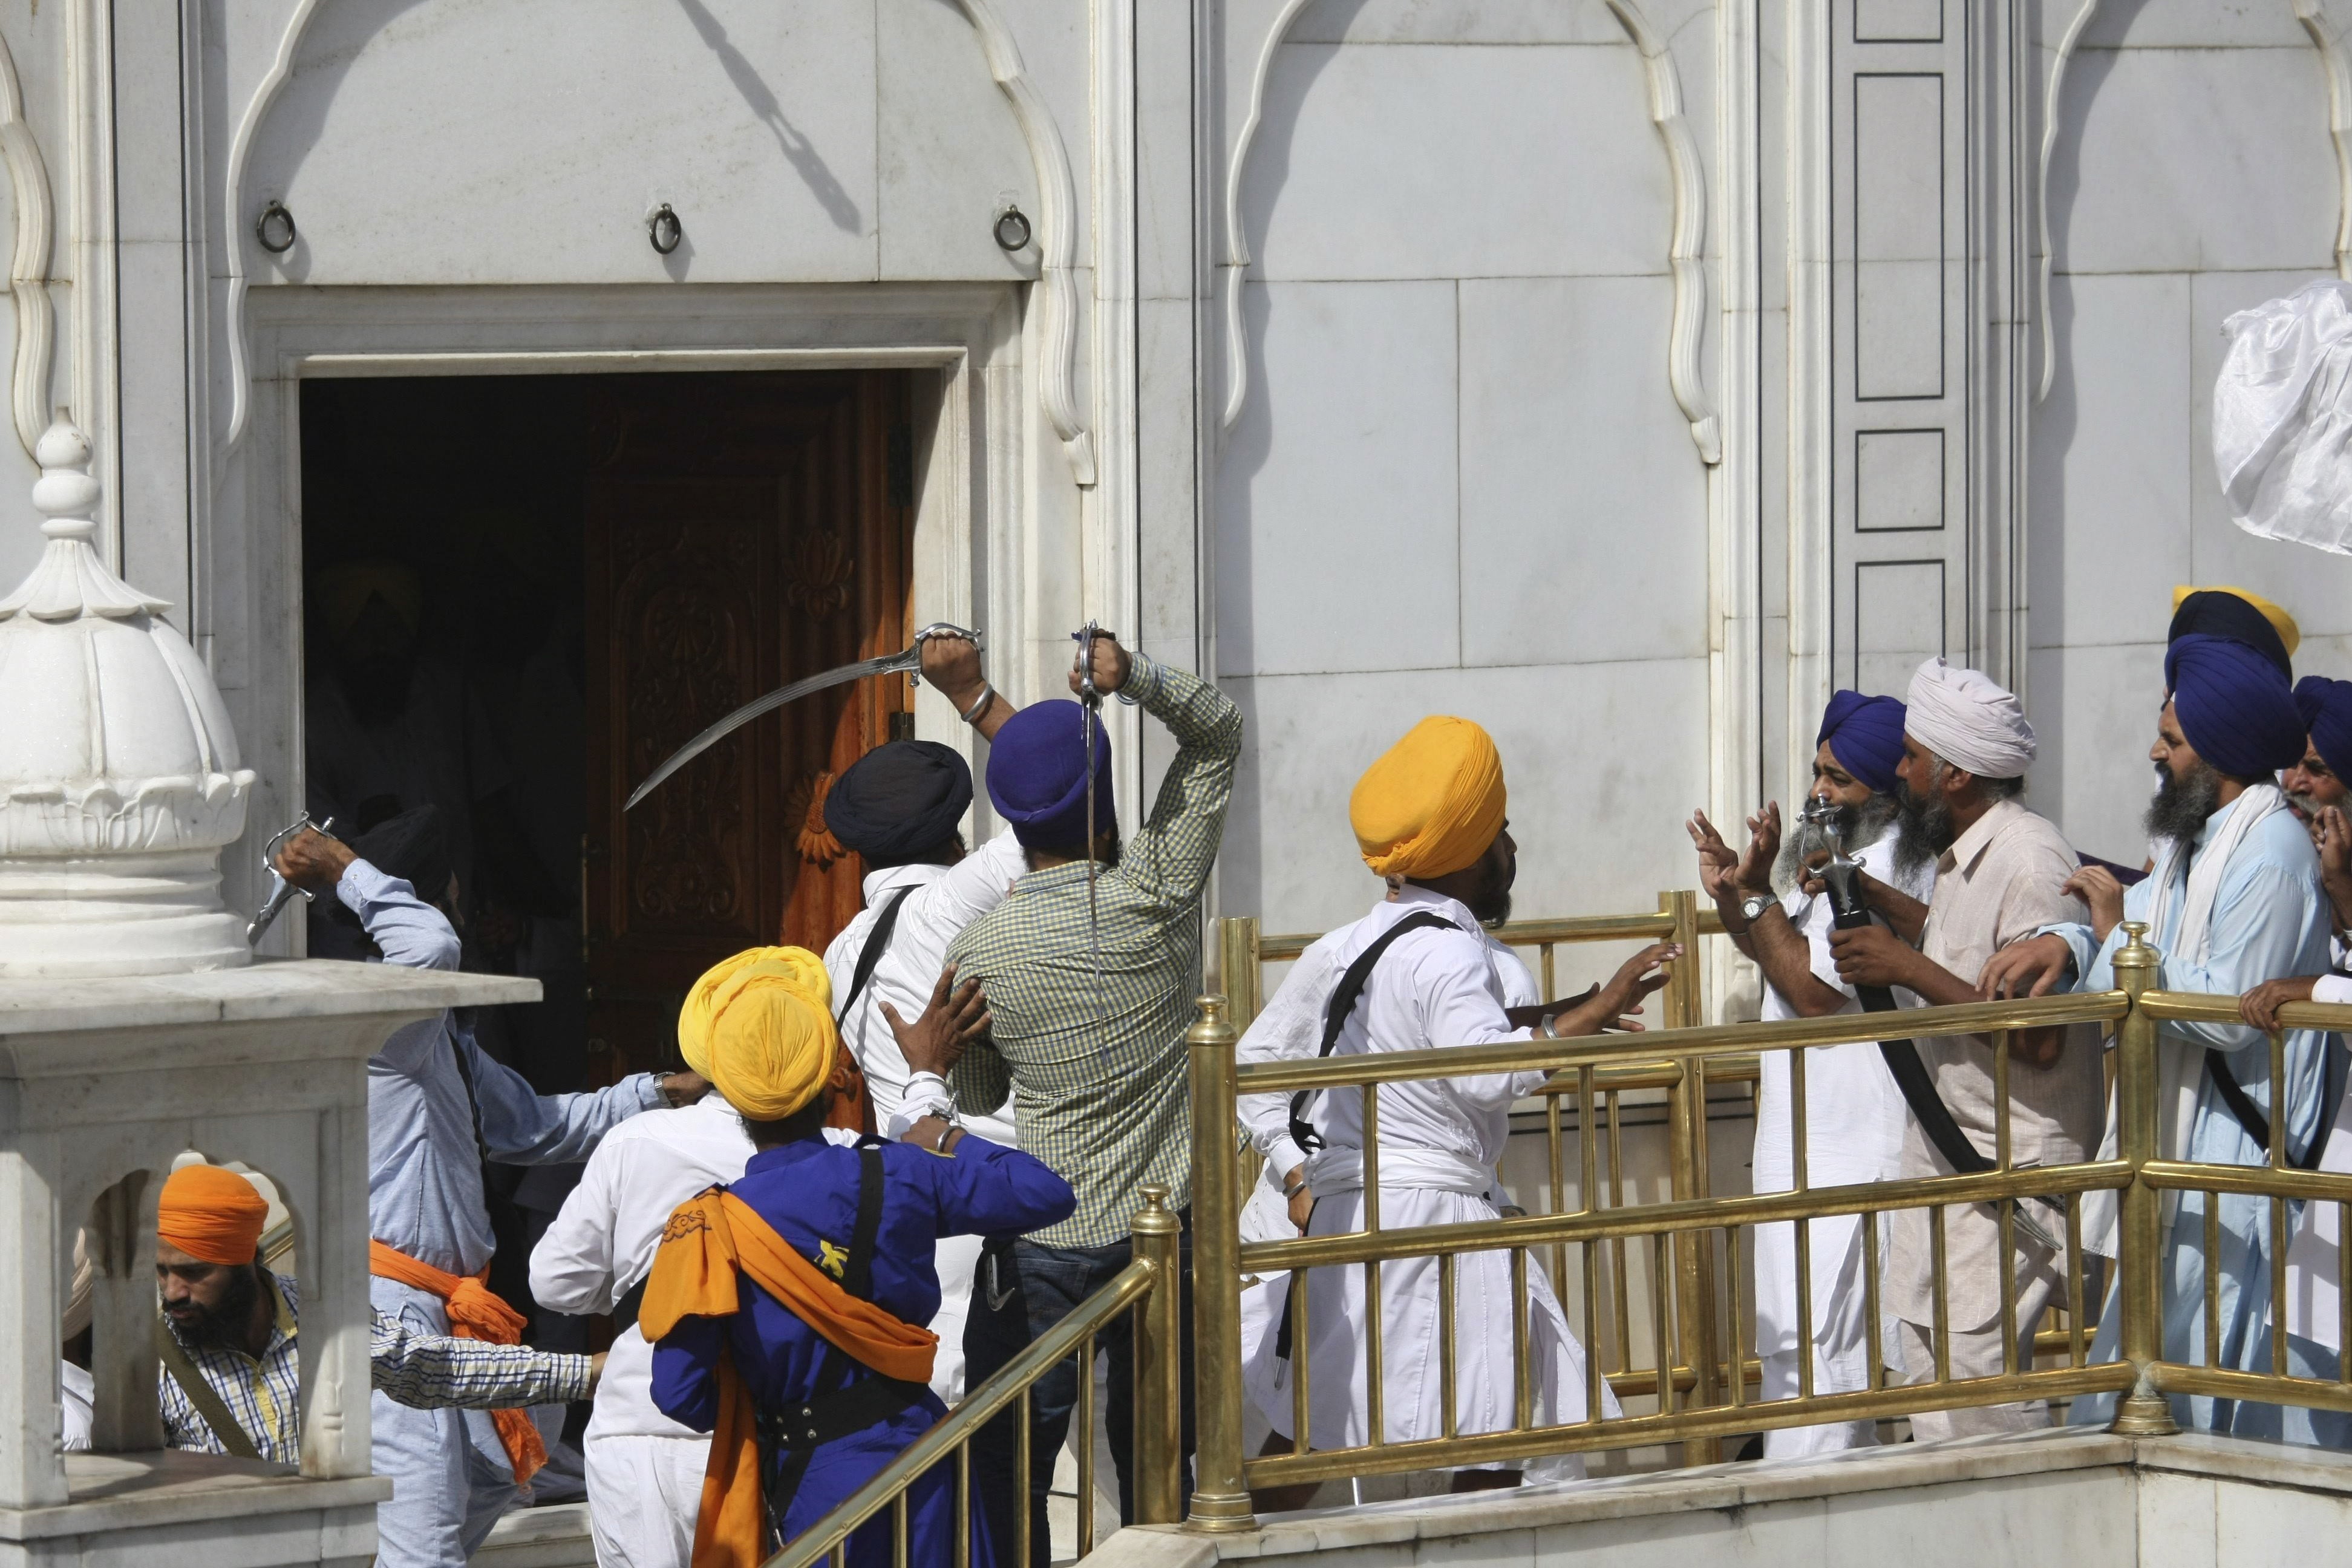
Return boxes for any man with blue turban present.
[947,631,1241,1562]
[1987,632,2334,1439]
[1687,690,1935,1454]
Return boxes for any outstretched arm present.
[370,1308,598,1410]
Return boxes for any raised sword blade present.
[622,623,982,812]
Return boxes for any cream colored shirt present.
[1887,798,2106,1331]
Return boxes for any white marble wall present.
[2030,0,2351,866]
[1212,0,1719,935]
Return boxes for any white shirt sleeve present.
[1236,936,1345,1176]
[2316,973,2352,1007]
[528,1137,626,1313]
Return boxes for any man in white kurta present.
[529,1092,755,1568]
[1688,690,1934,1455]
[1233,894,1544,1443]
[816,631,1025,1403]
[1239,716,1658,1486]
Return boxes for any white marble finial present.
[0,416,171,622]
[0,416,253,975]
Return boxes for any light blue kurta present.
[342,860,661,1567]
[2045,796,2333,1438]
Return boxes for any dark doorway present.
[299,369,921,1093]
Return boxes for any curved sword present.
[625,622,983,812]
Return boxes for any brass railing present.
[1180,918,2352,1527]
[768,1189,1184,1567]
[769,917,2352,1558]
[1217,893,1742,1455]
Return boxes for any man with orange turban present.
[641,947,1073,1567]
[1239,716,1670,1494]
[151,1163,603,1465]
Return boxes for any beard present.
[2146,760,2223,847]
[1473,886,1514,929]
[2287,789,2324,825]
[166,1263,263,1353]
[1891,770,1957,883]
[1775,794,1899,891]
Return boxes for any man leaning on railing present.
[1987,632,2337,1441]
[1820,658,2105,1441]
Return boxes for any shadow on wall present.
[673,0,863,234]
[245,0,863,242]
[1214,1,1368,922]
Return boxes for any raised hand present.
[881,964,992,1079]
[1686,809,1739,901]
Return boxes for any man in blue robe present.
[1985,633,2332,1436]
[647,948,1074,1567]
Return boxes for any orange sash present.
[367,1240,548,1486]
[640,1188,937,1568]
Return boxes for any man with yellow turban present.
[641,947,1073,1567]
[1240,716,1670,1495]
[151,1163,602,1464]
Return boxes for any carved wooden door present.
[583,371,912,1079]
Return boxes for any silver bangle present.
[959,684,996,725]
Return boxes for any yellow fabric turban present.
[678,947,838,1121]
[1349,716,1508,880]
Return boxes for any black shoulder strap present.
[154,1311,263,1461]
[837,887,916,1027]
[1879,1038,1993,1175]
[1289,912,1455,1155]
[2206,1044,2346,1172]
[845,1137,888,1301]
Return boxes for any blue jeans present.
[964,1224,1194,1567]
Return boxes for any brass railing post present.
[1661,890,1722,1462]
[1217,916,1263,1030]
[1131,1184,1184,1524]
[1184,995,1255,1530]
[2108,921,2178,1436]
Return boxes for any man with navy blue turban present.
[948,630,1240,1562]
[1687,690,1934,1454]
[1987,632,2334,1440]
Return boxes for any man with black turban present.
[818,629,1028,1403]
[1987,632,2334,1439]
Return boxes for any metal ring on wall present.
[993,204,1031,252]
[648,203,683,256]
[255,200,297,255]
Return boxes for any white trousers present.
[1754,1212,1900,1458]
[1245,1186,1618,1477]
[584,1432,710,1568]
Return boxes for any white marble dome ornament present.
[0,418,255,974]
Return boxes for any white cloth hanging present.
[2213,280,2352,555]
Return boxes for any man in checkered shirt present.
[148,1163,596,1465]
[943,630,1239,1563]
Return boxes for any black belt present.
[756,1375,929,1454]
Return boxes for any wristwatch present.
[1739,892,1775,926]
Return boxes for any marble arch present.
[1216,0,1722,466]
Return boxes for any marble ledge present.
[0,959,538,1039]
[1102,1428,2352,1564]
[0,1451,390,1542]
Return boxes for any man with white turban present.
[1822,659,2103,1440]
[1987,634,2335,1440]
[1240,717,1655,1497]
